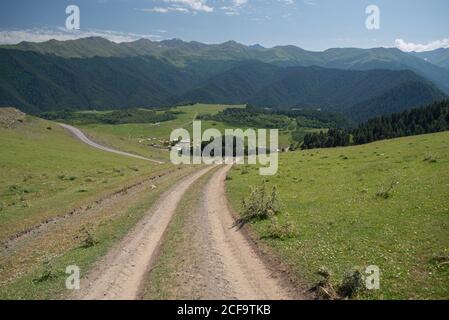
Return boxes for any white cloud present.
[303,0,317,6]
[220,0,249,16]
[164,0,214,12]
[163,0,213,12]
[138,0,213,14]
[233,0,248,6]
[0,27,162,45]
[395,38,449,52]
[139,7,189,13]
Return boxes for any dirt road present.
[158,165,295,300]
[75,166,214,300]
[195,165,293,299]
[75,165,295,300]
[59,123,164,164]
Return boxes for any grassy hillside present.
[0,108,210,299]
[75,104,295,152]
[226,131,449,299]
[76,104,246,159]
[0,111,170,243]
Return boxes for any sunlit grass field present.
[76,104,241,160]
[0,115,170,243]
[76,104,297,157]
[226,131,449,299]
[0,111,192,299]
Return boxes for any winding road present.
[62,123,294,300]
[59,123,165,164]
[72,165,294,300]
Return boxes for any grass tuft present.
[79,227,99,249]
[376,180,399,199]
[33,259,57,284]
[265,215,298,240]
[239,183,282,226]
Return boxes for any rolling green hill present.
[0,108,170,243]
[226,131,449,299]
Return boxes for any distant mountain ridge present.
[3,37,449,94]
[0,37,448,121]
[182,61,446,121]
[411,48,449,71]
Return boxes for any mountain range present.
[412,48,449,70]
[0,37,448,121]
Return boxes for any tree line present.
[301,100,449,150]
[41,108,177,125]
[198,105,348,130]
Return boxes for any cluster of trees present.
[302,129,350,149]
[276,109,352,128]
[302,100,449,150]
[41,108,177,125]
[198,106,293,129]
[351,101,449,144]
[199,105,347,130]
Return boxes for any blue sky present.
[0,0,448,51]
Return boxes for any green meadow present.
[3,104,447,299]
[76,104,240,160]
[0,110,197,299]
[75,104,296,158]
[0,103,311,245]
[226,131,449,299]
[0,114,170,243]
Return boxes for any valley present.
[0,30,448,302]
[1,38,448,120]
[1,101,448,300]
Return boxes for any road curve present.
[59,123,164,164]
[74,166,215,300]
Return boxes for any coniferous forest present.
[302,100,449,150]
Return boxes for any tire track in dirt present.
[145,165,298,300]
[193,165,295,300]
[74,166,215,300]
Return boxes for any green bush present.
[241,183,282,224]
[338,268,364,298]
